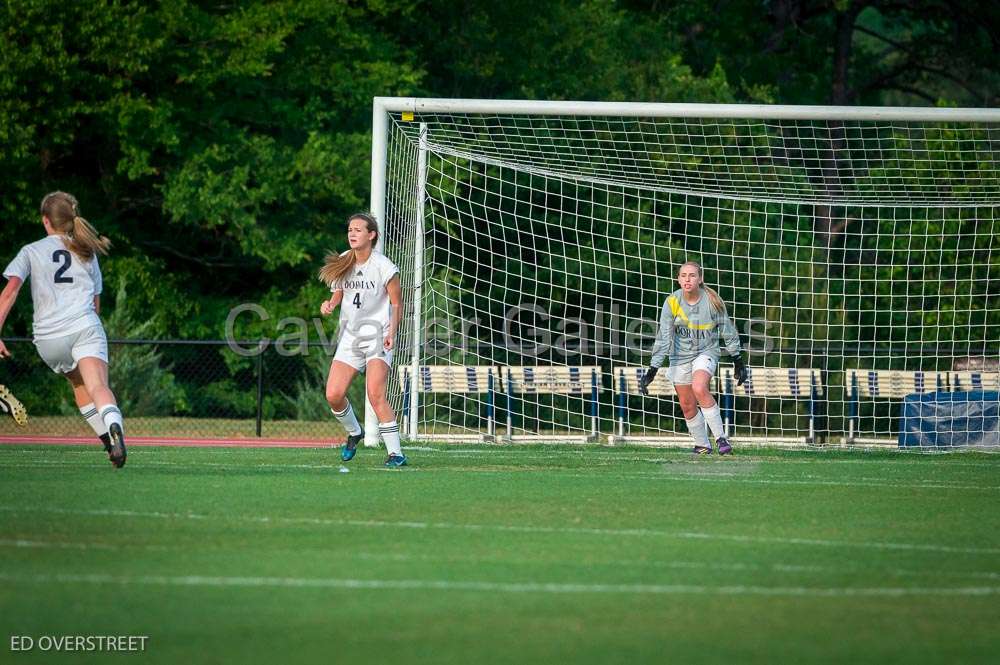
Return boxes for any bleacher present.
[845,369,1000,443]
[398,365,600,442]
[398,364,998,446]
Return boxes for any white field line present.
[351,551,1000,581]
[1,505,997,555]
[409,449,1000,467]
[2,537,997,582]
[0,571,996,598]
[0,537,169,552]
[0,538,115,551]
[393,464,999,490]
[0,460,355,472]
[0,458,994,492]
[423,468,999,492]
[408,468,1000,491]
[2,454,999,479]
[1,446,998,469]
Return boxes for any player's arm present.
[384,275,402,351]
[0,277,24,358]
[92,256,102,316]
[320,289,343,316]
[716,309,747,386]
[640,299,674,394]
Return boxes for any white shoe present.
[0,385,27,426]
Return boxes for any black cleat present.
[342,428,364,462]
[108,423,126,468]
[99,432,112,453]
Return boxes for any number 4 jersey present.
[332,250,399,339]
[3,235,103,341]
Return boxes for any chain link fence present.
[0,338,371,441]
[2,336,995,445]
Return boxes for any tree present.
[628,0,1000,106]
[0,0,423,340]
[390,0,742,103]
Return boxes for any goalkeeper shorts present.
[669,354,717,386]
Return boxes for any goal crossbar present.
[375,97,1000,123]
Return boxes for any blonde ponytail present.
[703,285,726,314]
[318,249,357,287]
[39,191,110,261]
[67,215,111,261]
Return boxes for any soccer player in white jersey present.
[0,192,127,467]
[639,260,748,455]
[318,213,406,467]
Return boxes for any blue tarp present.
[899,391,1000,448]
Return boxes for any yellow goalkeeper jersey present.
[649,288,741,368]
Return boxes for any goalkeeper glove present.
[639,367,658,395]
[731,353,748,387]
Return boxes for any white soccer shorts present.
[668,353,717,386]
[333,330,393,373]
[34,324,109,374]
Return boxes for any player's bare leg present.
[692,370,732,455]
[326,360,363,460]
[676,383,712,454]
[366,359,404,467]
[75,357,126,467]
[65,367,111,453]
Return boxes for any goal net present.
[372,99,1000,450]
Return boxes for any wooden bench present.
[845,369,947,443]
[500,366,602,442]
[951,371,1000,392]
[845,369,1000,442]
[399,365,601,442]
[398,365,500,440]
[718,367,825,442]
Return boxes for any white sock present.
[685,411,710,448]
[79,403,109,438]
[331,404,362,436]
[702,404,726,440]
[99,404,124,433]
[379,421,402,456]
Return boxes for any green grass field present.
[1,443,998,664]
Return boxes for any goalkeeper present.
[639,261,748,455]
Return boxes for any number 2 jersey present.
[3,235,103,341]
[332,250,399,338]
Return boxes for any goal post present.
[371,97,1000,450]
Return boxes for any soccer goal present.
[368,98,1000,450]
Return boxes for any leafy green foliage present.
[5,0,993,343]
[1,0,422,340]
